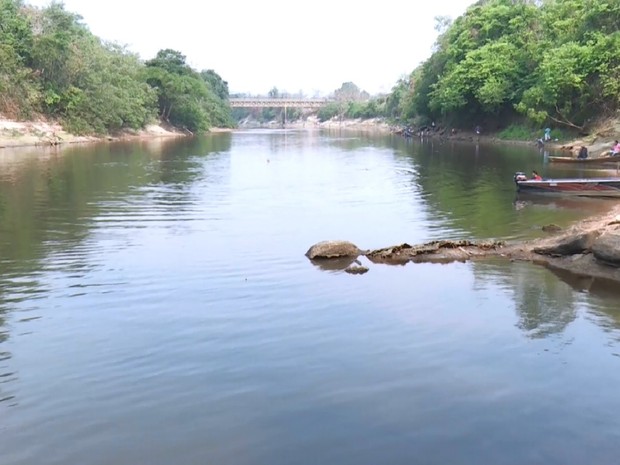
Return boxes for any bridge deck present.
[229,98,329,108]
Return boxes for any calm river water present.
[1,130,620,465]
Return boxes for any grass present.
[496,124,539,141]
[496,124,576,143]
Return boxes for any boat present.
[548,155,620,166]
[513,172,620,197]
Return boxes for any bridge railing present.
[229,98,331,108]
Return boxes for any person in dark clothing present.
[577,146,588,159]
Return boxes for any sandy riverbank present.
[0,119,190,149]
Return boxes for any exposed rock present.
[542,224,562,233]
[366,240,505,264]
[592,231,620,267]
[305,205,620,285]
[345,265,369,275]
[305,240,362,259]
[533,232,600,256]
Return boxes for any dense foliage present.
[144,49,233,132]
[390,0,620,131]
[0,0,232,134]
[317,82,387,122]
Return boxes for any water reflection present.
[472,259,579,338]
[0,305,14,405]
[512,194,615,220]
[309,256,359,273]
[514,283,578,338]
[547,267,620,339]
[0,135,233,408]
[2,132,620,464]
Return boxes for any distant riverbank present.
[3,115,619,160]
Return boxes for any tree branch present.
[549,104,584,130]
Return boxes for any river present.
[1,130,620,465]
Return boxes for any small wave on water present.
[1,133,620,464]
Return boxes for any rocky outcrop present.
[592,230,620,266]
[365,240,505,264]
[305,240,363,259]
[304,206,620,282]
[344,265,369,275]
[533,231,600,256]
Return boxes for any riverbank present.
[237,116,394,133]
[6,114,617,156]
[241,116,620,156]
[396,118,620,157]
[0,118,190,149]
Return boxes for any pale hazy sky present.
[27,0,476,96]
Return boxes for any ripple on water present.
[2,133,620,465]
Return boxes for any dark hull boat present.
[548,156,620,166]
[514,172,620,197]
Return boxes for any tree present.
[145,49,191,75]
[0,0,39,117]
[200,69,229,101]
[145,48,233,131]
[389,0,620,130]
[334,82,363,102]
[0,1,234,133]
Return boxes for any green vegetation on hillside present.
[388,0,620,132]
[0,0,233,134]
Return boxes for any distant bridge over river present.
[229,98,330,109]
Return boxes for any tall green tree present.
[200,69,229,100]
[0,0,39,117]
[145,49,233,131]
[0,1,233,133]
[392,0,620,131]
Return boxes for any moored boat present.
[513,172,620,197]
[548,155,620,165]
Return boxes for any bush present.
[496,124,538,141]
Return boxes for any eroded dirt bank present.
[0,119,188,149]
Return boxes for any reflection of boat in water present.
[549,156,620,166]
[514,193,616,211]
[514,172,620,197]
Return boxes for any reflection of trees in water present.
[477,259,620,340]
[0,135,233,408]
[0,304,16,405]
[391,140,588,240]
[514,283,577,338]
[157,134,231,186]
[547,267,620,340]
[472,259,578,338]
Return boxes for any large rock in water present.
[305,240,362,259]
[592,231,620,267]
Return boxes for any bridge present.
[229,98,330,109]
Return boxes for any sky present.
[27,0,476,96]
